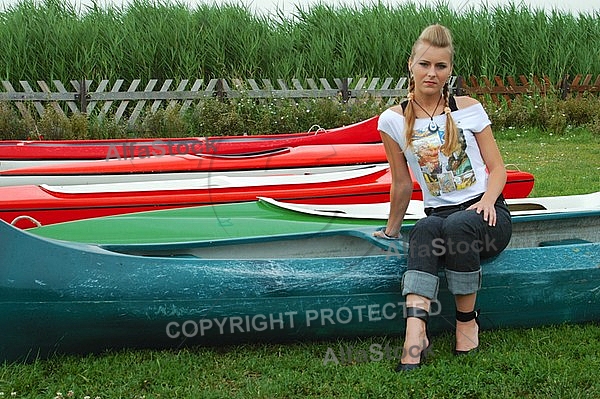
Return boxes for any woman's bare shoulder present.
[454,95,480,109]
[386,104,404,116]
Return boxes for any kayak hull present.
[0,116,381,162]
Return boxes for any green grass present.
[1,323,599,398]
[496,128,600,196]
[1,128,599,398]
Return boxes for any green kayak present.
[29,192,600,245]
[29,199,394,244]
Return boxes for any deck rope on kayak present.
[307,125,326,135]
[11,215,42,227]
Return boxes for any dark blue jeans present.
[401,194,512,299]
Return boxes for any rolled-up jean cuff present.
[446,269,482,295]
[401,270,439,300]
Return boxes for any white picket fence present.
[0,76,463,125]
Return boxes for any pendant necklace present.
[413,95,442,132]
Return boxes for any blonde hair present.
[404,24,460,156]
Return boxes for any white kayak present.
[41,164,389,194]
[258,191,600,219]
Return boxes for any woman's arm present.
[375,131,414,238]
[469,125,507,226]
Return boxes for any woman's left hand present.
[467,199,497,226]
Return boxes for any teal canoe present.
[1,206,598,362]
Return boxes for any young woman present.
[374,24,512,371]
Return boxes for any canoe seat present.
[539,238,592,247]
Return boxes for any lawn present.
[495,127,599,196]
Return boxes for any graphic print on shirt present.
[413,126,476,196]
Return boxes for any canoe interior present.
[508,211,599,247]
[103,211,599,259]
[105,230,394,259]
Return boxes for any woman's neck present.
[412,94,443,119]
[413,93,443,108]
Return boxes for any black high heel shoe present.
[395,307,432,372]
[454,309,480,356]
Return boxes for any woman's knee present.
[411,216,444,236]
[409,216,444,248]
[442,210,482,238]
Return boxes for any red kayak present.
[0,143,389,186]
[3,167,534,228]
[4,166,393,228]
[0,116,380,162]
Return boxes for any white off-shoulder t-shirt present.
[378,102,492,208]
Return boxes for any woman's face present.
[409,42,453,98]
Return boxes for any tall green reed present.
[1,0,599,84]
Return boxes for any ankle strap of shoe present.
[405,306,429,323]
[456,309,479,322]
